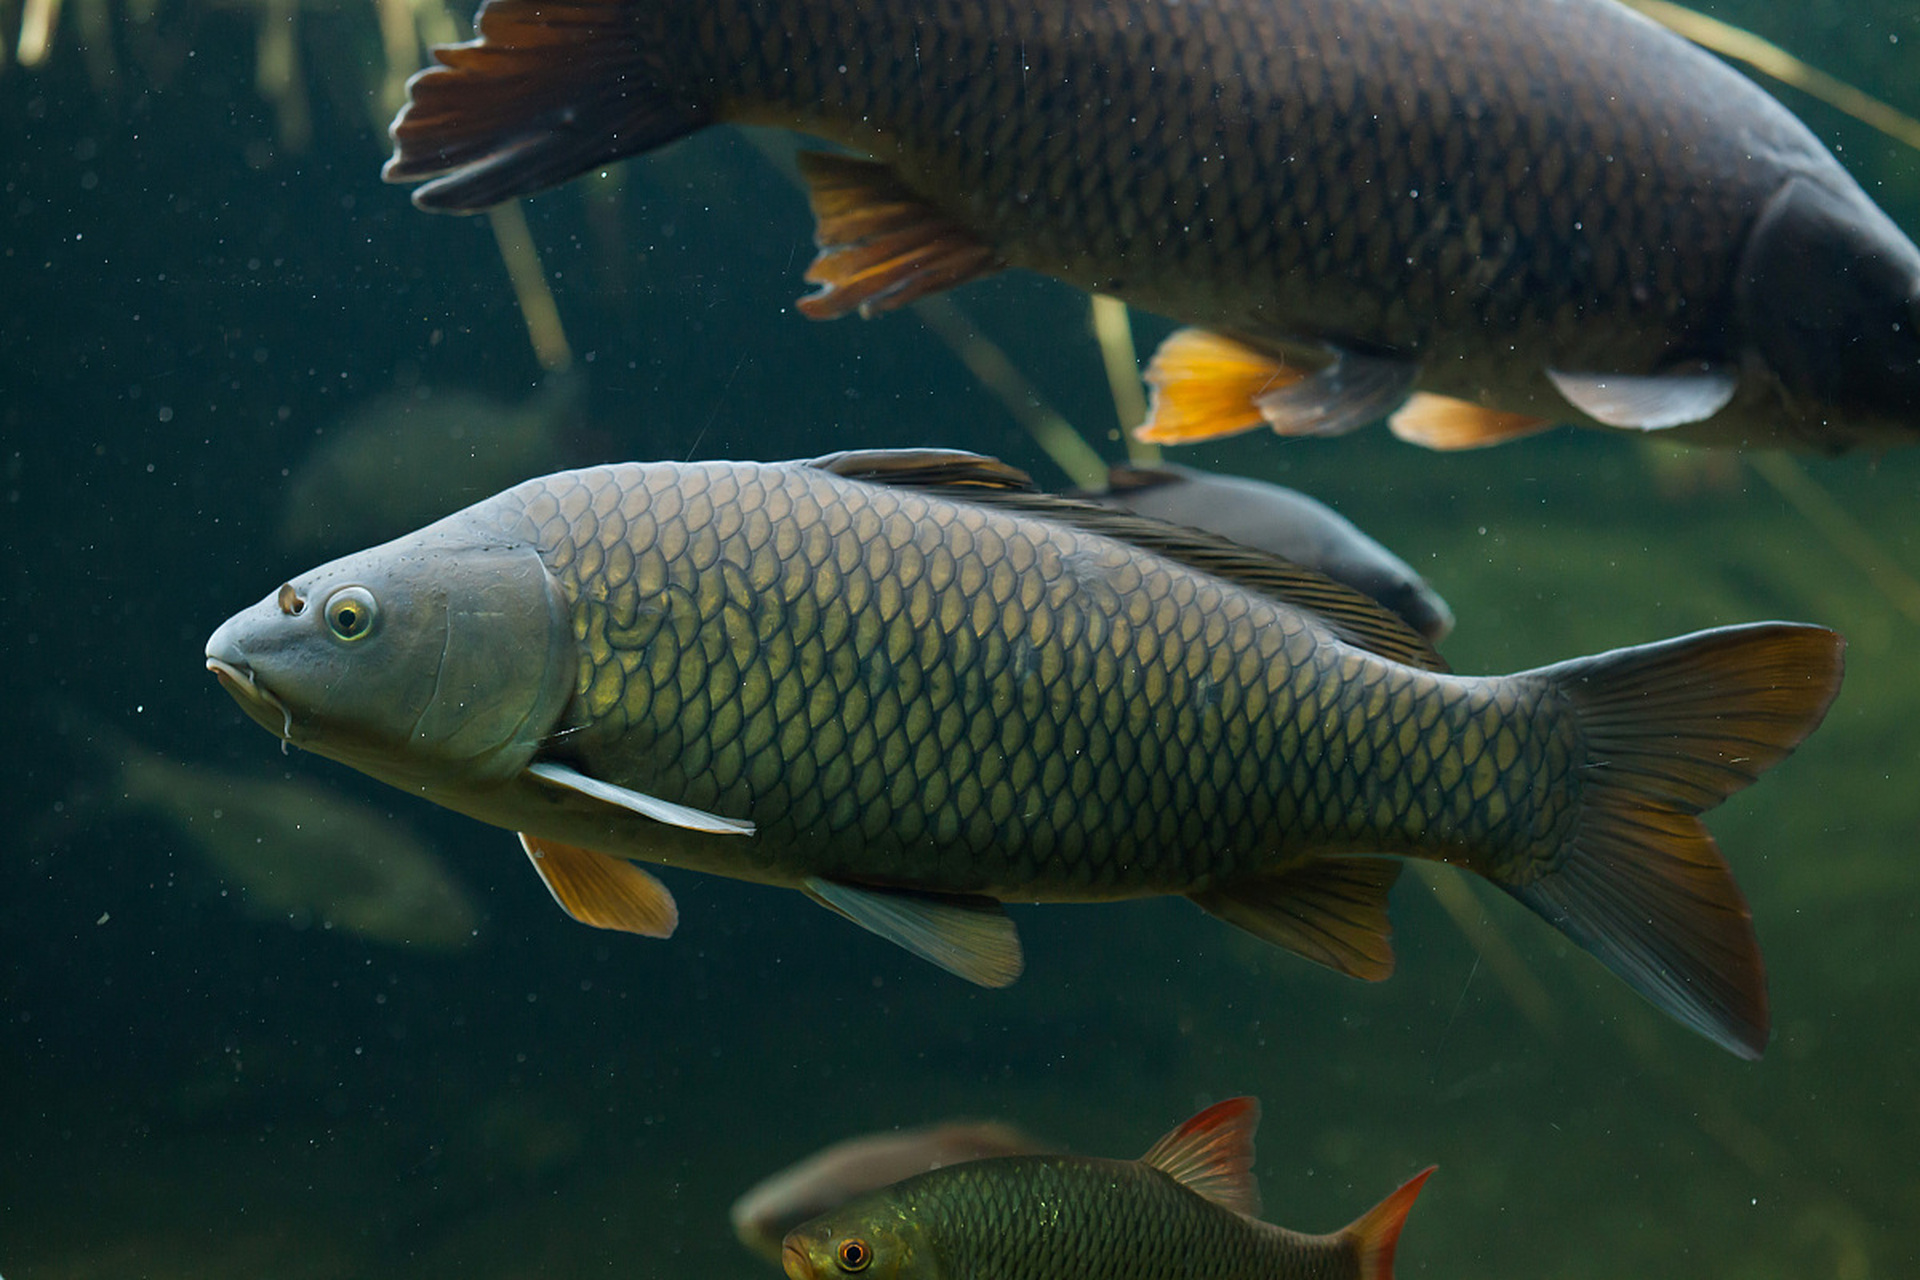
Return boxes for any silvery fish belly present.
[206,450,1845,1059]
[384,0,1920,451]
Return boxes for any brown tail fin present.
[1343,1166,1434,1280]
[1509,622,1845,1059]
[384,0,707,211]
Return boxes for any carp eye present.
[324,586,378,642]
[834,1238,872,1273]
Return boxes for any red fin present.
[1190,859,1401,981]
[795,152,1001,319]
[1135,328,1306,443]
[519,832,679,937]
[1138,1097,1262,1219]
[1343,1167,1434,1280]
[385,0,703,211]
[1509,623,1845,1058]
[1388,393,1553,450]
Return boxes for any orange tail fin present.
[1344,1167,1435,1280]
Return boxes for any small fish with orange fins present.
[781,1097,1432,1280]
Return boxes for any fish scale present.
[207,450,1842,1055]
[512,460,1572,895]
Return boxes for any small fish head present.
[1738,176,1920,447]
[206,525,576,790]
[783,1202,929,1280]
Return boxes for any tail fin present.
[1509,622,1845,1059]
[384,0,707,211]
[1343,1166,1434,1280]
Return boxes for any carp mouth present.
[206,654,296,743]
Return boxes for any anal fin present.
[1389,393,1554,450]
[1135,329,1418,443]
[1135,329,1308,443]
[1190,858,1402,980]
[520,832,679,937]
[803,877,1023,987]
[795,152,1003,319]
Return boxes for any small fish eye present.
[276,583,306,616]
[324,585,379,642]
[834,1238,872,1273]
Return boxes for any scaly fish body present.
[206,450,1843,1057]
[388,0,1920,450]
[781,1097,1430,1280]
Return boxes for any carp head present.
[1738,175,1920,450]
[206,516,577,792]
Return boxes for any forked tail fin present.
[1508,622,1845,1059]
[1343,1166,1434,1280]
[384,0,707,210]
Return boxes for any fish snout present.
[781,1240,817,1280]
[206,629,297,742]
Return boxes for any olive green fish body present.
[207,450,1844,1057]
[781,1097,1428,1280]
[390,0,1920,448]
[494,459,1567,897]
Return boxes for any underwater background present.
[3,0,1919,1274]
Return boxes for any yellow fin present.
[1189,859,1402,981]
[1388,393,1554,450]
[1135,328,1306,443]
[795,152,1002,319]
[519,832,679,937]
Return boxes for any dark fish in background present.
[1078,464,1453,642]
[781,1097,1432,1280]
[205,448,1844,1057]
[73,717,480,951]
[733,1120,1049,1264]
[384,0,1920,453]
[279,371,588,556]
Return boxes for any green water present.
[3,2,1918,1276]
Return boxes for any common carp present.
[205,449,1844,1057]
[384,0,1920,452]
[781,1097,1431,1280]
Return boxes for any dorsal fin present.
[1139,1097,1263,1219]
[803,448,1040,492]
[808,451,1446,672]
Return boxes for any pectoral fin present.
[1388,393,1554,450]
[519,833,679,937]
[526,761,755,834]
[1136,329,1417,443]
[802,877,1024,987]
[795,152,1003,319]
[1190,859,1402,980]
[1546,365,1737,430]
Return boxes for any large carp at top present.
[384,0,1920,452]
[207,448,1845,1060]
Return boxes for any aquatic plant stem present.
[910,296,1107,490]
[1409,863,1559,1037]
[487,200,574,373]
[1745,451,1920,629]
[1629,0,1920,152]
[16,0,57,66]
[1089,296,1156,465]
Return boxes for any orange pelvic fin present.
[1343,1166,1435,1280]
[519,832,679,937]
[1388,393,1554,450]
[1134,328,1306,443]
[795,152,1002,319]
[1138,1097,1262,1220]
[1189,858,1402,980]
